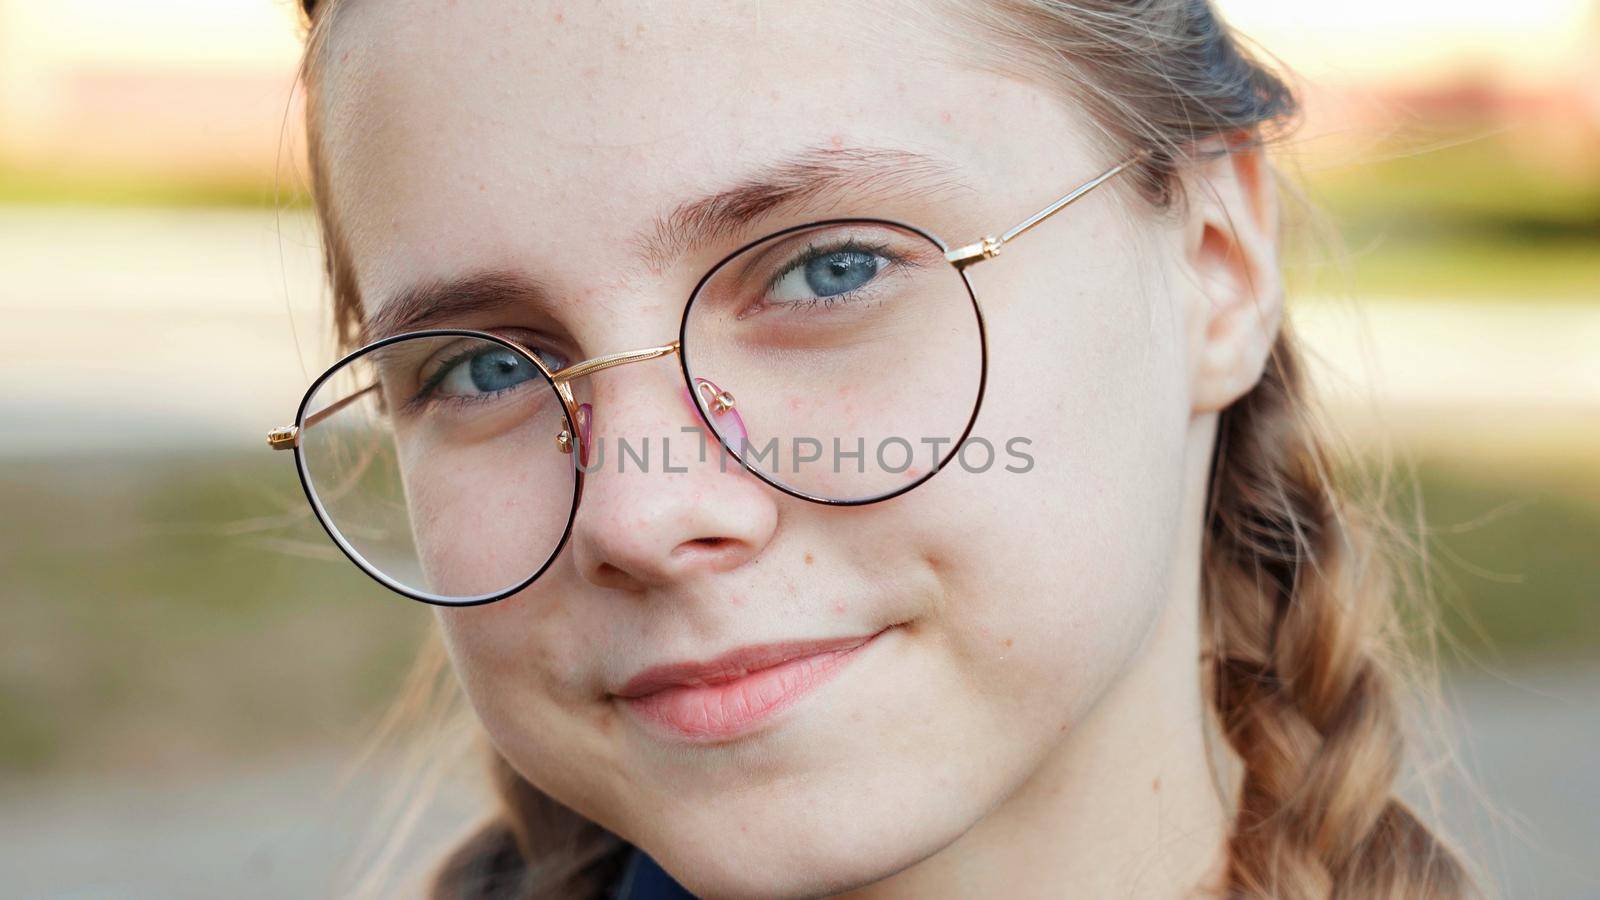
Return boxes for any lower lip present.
[620,629,888,743]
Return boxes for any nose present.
[567,362,777,592]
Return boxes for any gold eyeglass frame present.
[269,154,1142,605]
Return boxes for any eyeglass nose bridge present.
[550,339,698,457]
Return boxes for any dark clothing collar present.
[610,846,697,899]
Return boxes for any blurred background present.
[0,1,1595,897]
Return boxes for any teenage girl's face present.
[318,1,1196,895]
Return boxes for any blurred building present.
[0,0,1594,187]
[0,0,305,184]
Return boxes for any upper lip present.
[612,628,886,699]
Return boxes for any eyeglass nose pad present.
[556,402,594,464]
[687,377,746,453]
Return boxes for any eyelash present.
[762,238,911,310]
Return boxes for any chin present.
[632,777,972,900]
[654,838,920,900]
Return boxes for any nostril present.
[679,536,731,553]
[670,536,743,566]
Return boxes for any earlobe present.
[1180,137,1285,415]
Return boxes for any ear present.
[1176,135,1284,415]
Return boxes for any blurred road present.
[1,665,1595,898]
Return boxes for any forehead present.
[314,0,1097,324]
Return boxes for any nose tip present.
[568,371,777,593]
[575,490,777,592]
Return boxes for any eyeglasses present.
[267,156,1140,605]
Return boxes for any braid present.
[1203,328,1469,897]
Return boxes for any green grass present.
[0,453,428,775]
[1291,235,1600,302]
[1400,456,1600,666]
[1311,137,1600,234]
[1293,135,1600,302]
[0,165,309,209]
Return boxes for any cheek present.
[433,591,636,814]
[932,236,1191,725]
[434,586,594,700]
[399,431,580,598]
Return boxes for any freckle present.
[553,10,564,23]
[831,601,845,614]
[1002,637,1013,648]
[1152,777,1161,793]
[804,552,814,565]
[829,133,844,149]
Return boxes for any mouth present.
[613,625,895,743]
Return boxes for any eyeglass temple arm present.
[267,382,377,449]
[944,153,1145,271]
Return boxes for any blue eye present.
[436,347,539,396]
[770,247,888,304]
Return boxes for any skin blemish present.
[829,133,845,149]
[552,10,564,23]
[1152,777,1161,793]
[729,594,744,607]
[804,552,814,565]
[1002,637,1013,648]
[940,110,953,124]
[832,601,846,615]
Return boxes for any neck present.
[841,416,1230,899]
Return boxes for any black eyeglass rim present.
[677,216,989,507]
[292,328,583,607]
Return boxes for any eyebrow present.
[363,144,971,343]
[362,270,551,345]
[632,144,971,271]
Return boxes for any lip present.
[613,626,891,742]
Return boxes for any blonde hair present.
[296,1,1473,896]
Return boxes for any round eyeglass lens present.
[296,333,580,603]
[681,221,984,503]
